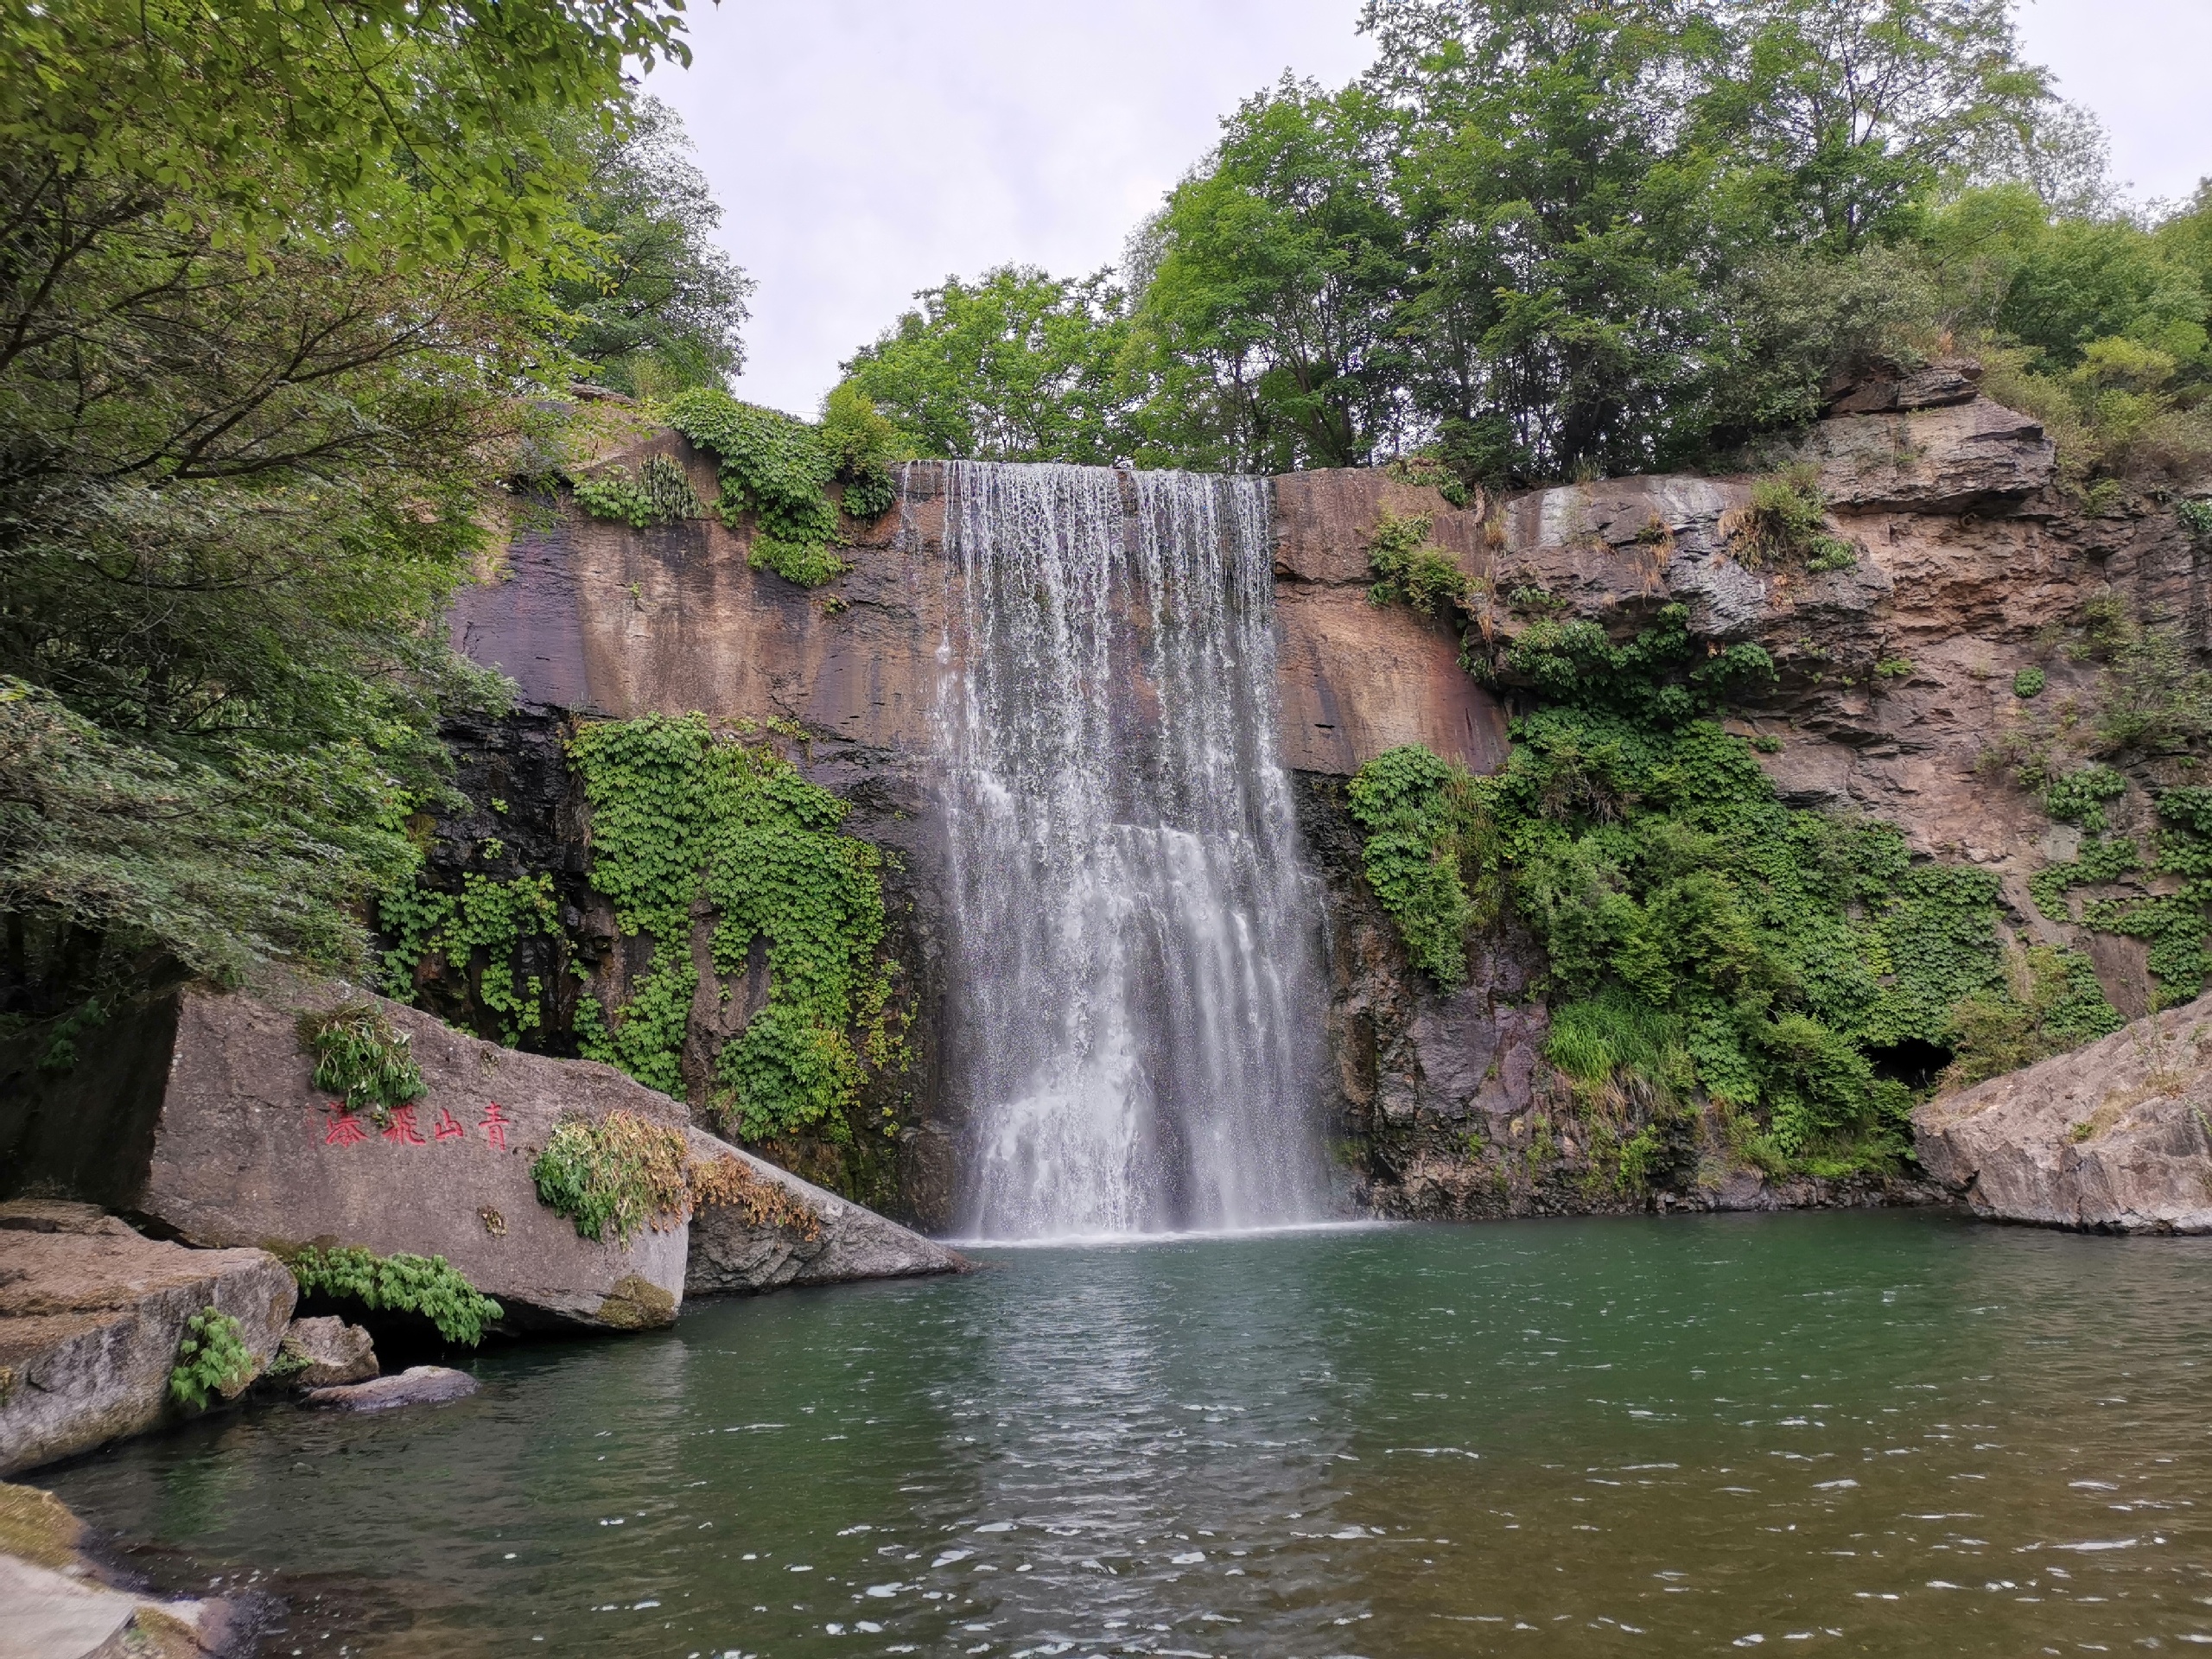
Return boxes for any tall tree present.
[1132,79,1413,474]
[551,97,754,397]
[841,266,1133,463]
[0,0,690,1023]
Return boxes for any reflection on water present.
[42,1212,2212,1656]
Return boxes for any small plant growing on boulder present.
[168,1307,253,1409]
[1365,507,1472,618]
[2013,666,2047,698]
[530,1109,693,1246]
[288,1246,503,1346]
[689,1152,823,1242]
[296,1001,424,1122]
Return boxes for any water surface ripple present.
[44,1213,2212,1656]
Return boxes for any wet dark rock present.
[303,1365,477,1413]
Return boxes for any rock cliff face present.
[430,404,2208,1224]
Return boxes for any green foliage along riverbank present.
[1349,606,2124,1179]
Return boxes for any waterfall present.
[923,461,1332,1240]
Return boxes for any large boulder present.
[1,983,966,1331]
[275,1316,377,1388]
[1915,991,2212,1232]
[681,1132,970,1294]
[0,1205,294,1477]
[2,984,690,1332]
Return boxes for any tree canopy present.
[0,0,709,1031]
[838,0,2206,494]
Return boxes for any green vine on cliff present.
[572,453,704,529]
[567,714,910,1143]
[377,873,561,1044]
[660,385,908,588]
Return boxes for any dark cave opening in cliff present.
[1867,1037,1954,1091]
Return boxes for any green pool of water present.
[41,1211,2212,1656]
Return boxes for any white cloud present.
[649,0,2209,417]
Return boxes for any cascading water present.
[923,460,1332,1240]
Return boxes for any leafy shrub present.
[1365,507,1471,617]
[1353,607,2081,1172]
[2043,764,2129,832]
[530,1109,691,1246]
[2013,667,2046,698]
[1727,464,1857,569]
[168,1306,253,1409]
[571,454,703,529]
[296,1001,424,1120]
[288,1245,502,1346]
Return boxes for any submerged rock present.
[0,1216,294,1477]
[1915,990,2212,1232]
[0,1479,264,1656]
[275,1316,377,1389]
[303,1365,477,1413]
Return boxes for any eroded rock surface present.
[0,1220,293,1477]
[682,1131,970,1295]
[1916,992,2212,1231]
[276,1317,377,1389]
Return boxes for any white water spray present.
[923,461,1332,1240]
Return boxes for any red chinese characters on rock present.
[381,1103,428,1147]
[432,1106,467,1142]
[479,1103,512,1152]
[324,1109,370,1147]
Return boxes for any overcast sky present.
[648,0,2212,418]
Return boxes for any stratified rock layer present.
[0,1211,294,1477]
[1915,992,2212,1232]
